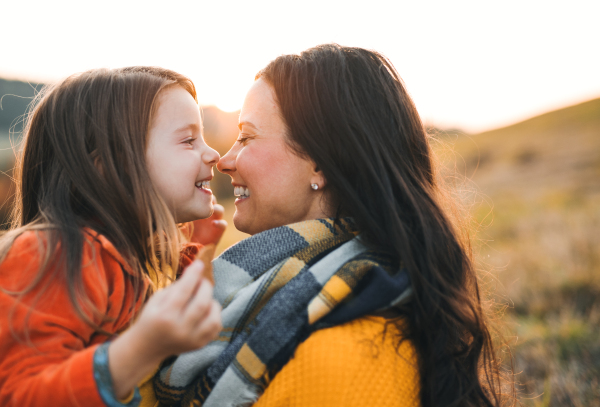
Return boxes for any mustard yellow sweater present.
[141,316,420,407]
[253,316,420,407]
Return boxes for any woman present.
[154,44,508,407]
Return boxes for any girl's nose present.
[204,146,220,166]
[217,146,237,175]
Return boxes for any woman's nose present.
[217,146,237,175]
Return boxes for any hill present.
[445,97,600,197]
[0,78,44,133]
[438,98,600,405]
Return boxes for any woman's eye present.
[237,133,251,145]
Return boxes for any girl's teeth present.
[196,181,210,189]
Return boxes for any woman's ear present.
[310,163,327,190]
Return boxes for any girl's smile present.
[196,179,213,194]
[146,86,220,223]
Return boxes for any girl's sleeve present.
[0,231,142,407]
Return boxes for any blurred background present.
[1,1,598,405]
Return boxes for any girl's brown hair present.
[257,44,513,407]
[1,66,196,331]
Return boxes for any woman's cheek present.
[239,145,274,180]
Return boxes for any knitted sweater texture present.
[253,316,420,407]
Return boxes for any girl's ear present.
[90,149,104,175]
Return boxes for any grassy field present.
[432,98,600,406]
[214,98,600,406]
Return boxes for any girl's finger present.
[211,204,225,220]
[212,220,227,230]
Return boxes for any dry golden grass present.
[434,98,600,406]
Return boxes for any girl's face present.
[146,86,220,223]
[217,79,328,235]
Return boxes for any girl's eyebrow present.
[238,121,258,131]
[174,123,200,134]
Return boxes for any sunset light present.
[1,0,598,133]
[1,2,599,405]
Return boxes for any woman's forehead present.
[239,79,285,135]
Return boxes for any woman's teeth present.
[234,186,250,198]
[196,180,211,189]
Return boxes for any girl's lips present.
[197,185,213,195]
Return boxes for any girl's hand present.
[108,260,221,398]
[181,197,227,246]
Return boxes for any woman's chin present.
[232,212,253,235]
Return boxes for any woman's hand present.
[181,197,227,246]
[108,260,222,399]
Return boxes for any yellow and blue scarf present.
[154,218,410,407]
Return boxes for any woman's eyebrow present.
[238,121,258,131]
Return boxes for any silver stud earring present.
[311,183,319,190]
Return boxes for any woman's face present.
[217,79,328,235]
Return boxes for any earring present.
[311,183,319,190]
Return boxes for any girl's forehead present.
[153,87,201,130]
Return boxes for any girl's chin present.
[176,206,214,224]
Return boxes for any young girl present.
[0,67,224,406]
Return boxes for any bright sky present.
[2,0,599,133]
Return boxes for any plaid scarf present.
[154,218,410,407]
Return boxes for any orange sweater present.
[0,229,197,407]
[253,317,420,407]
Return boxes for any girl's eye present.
[183,137,196,146]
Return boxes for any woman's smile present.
[216,79,330,235]
[233,185,250,201]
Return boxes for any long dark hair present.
[257,44,511,407]
[1,67,195,331]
